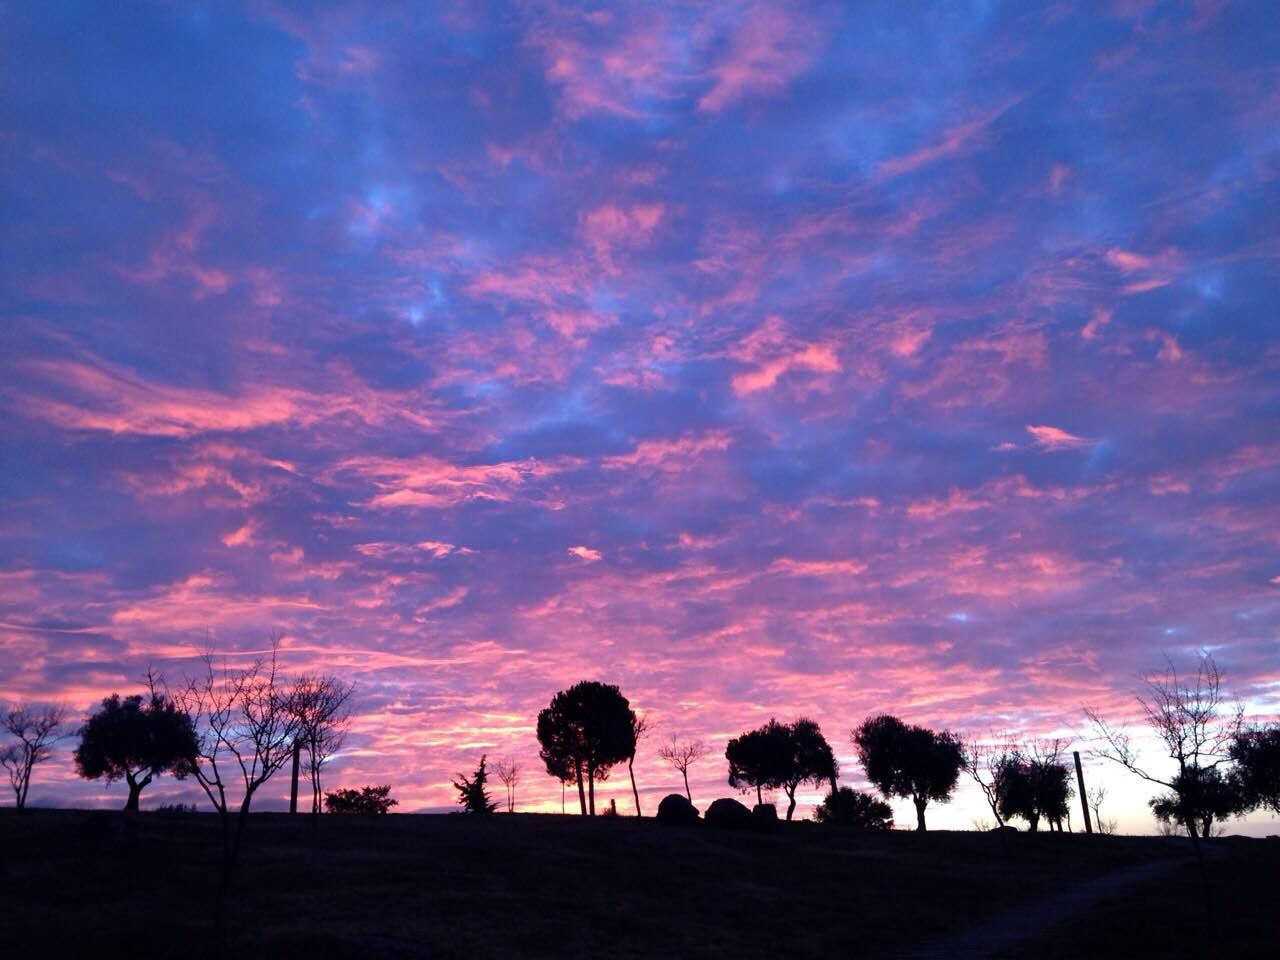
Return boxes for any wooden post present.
[1073,751,1093,834]
[289,741,301,814]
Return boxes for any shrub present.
[324,785,398,814]
[656,793,699,826]
[705,797,753,830]
[814,787,894,829]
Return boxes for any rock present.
[752,803,780,832]
[705,798,753,830]
[656,793,699,826]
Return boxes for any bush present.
[154,802,198,817]
[325,785,398,814]
[705,797,753,830]
[814,787,894,829]
[656,793,699,826]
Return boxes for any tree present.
[726,718,836,820]
[175,639,304,944]
[995,742,1073,832]
[454,754,497,814]
[726,719,791,809]
[325,785,397,814]
[659,736,709,802]
[852,714,964,831]
[1229,725,1280,815]
[961,735,1018,827]
[496,757,520,813]
[536,681,636,816]
[1087,784,1117,835]
[1149,765,1243,838]
[74,682,198,811]
[814,786,894,829]
[1,703,68,810]
[626,713,650,816]
[290,674,355,822]
[1085,651,1243,840]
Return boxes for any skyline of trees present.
[4,652,1279,836]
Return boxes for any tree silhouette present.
[726,719,791,808]
[995,744,1073,832]
[496,756,520,813]
[1,702,68,810]
[659,736,709,802]
[814,786,894,829]
[324,784,397,814]
[290,674,355,822]
[74,683,198,811]
[726,717,835,819]
[626,713,650,816]
[453,755,498,814]
[536,681,636,816]
[961,734,1018,827]
[852,714,964,831]
[1086,651,1243,840]
[175,639,303,946]
[1149,765,1243,838]
[1229,725,1280,815]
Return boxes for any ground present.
[0,809,1275,959]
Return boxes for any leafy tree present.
[324,785,398,814]
[814,786,894,829]
[1149,765,1244,838]
[1229,725,1280,815]
[852,714,964,831]
[726,718,836,820]
[726,718,792,809]
[537,681,636,816]
[454,754,498,814]
[74,687,198,811]
[1,703,68,810]
[995,747,1073,832]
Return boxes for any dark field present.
[1,809,1275,959]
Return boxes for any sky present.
[1,0,1278,831]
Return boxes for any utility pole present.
[289,741,301,814]
[1073,751,1093,834]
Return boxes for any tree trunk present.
[123,773,149,814]
[682,769,691,802]
[575,763,587,816]
[913,796,928,832]
[587,769,596,816]
[756,783,763,807]
[784,785,797,821]
[628,757,641,816]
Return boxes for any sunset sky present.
[2,1,1278,830]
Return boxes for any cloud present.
[1026,425,1099,452]
[567,545,603,562]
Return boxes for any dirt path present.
[892,855,1185,959]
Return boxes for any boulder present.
[705,797,753,830]
[752,803,780,832]
[656,793,699,826]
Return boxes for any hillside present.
[0,810,1274,959]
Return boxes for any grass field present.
[1,809,1275,959]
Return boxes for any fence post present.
[1073,751,1093,834]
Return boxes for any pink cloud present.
[697,2,825,112]
[567,545,603,562]
[1026,424,1098,451]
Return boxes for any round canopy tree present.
[536,681,636,816]
[852,714,963,831]
[74,692,198,811]
[726,717,837,820]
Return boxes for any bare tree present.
[658,735,709,803]
[2,703,69,810]
[627,713,650,816]
[1085,651,1243,840]
[176,638,303,943]
[291,674,355,823]
[1087,784,1117,835]
[960,734,1017,827]
[495,756,520,813]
